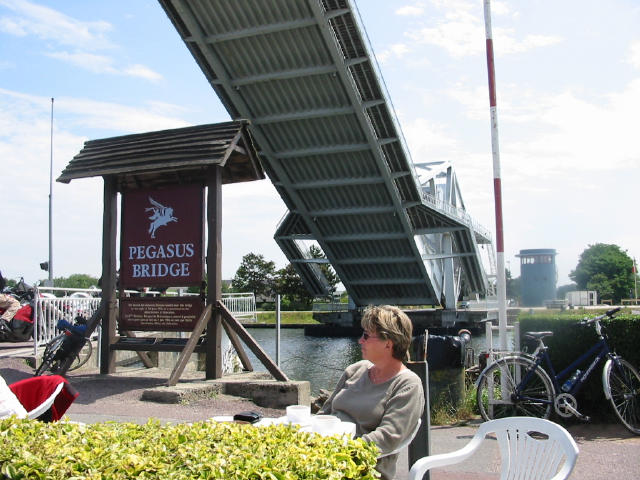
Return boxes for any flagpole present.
[483,0,507,350]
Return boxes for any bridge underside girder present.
[159,0,490,307]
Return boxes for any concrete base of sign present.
[141,371,310,409]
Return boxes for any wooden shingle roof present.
[58,120,264,190]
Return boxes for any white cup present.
[286,404,311,425]
[312,415,341,435]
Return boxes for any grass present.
[430,381,480,426]
[255,311,319,324]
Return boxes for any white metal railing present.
[312,301,349,313]
[421,192,492,241]
[221,293,257,322]
[484,320,521,365]
[33,287,101,354]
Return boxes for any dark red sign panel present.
[119,297,205,332]
[120,184,204,288]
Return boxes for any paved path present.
[2,356,639,479]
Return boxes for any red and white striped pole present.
[483,0,508,350]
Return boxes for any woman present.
[320,305,424,480]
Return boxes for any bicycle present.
[34,316,93,376]
[475,307,640,435]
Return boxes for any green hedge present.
[518,310,640,422]
[0,418,379,479]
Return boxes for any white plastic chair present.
[379,418,422,458]
[409,417,579,480]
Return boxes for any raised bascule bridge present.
[159,0,494,326]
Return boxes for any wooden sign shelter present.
[57,121,288,384]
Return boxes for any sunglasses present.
[361,332,381,341]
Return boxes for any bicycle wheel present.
[477,356,555,421]
[68,337,92,371]
[605,358,640,435]
[34,334,65,376]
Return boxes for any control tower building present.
[516,249,558,307]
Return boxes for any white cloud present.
[0,87,190,146]
[60,97,190,133]
[448,78,640,175]
[627,41,640,69]
[123,64,163,82]
[396,3,425,17]
[407,13,482,58]
[403,117,460,162]
[0,0,112,49]
[0,0,161,81]
[495,30,563,55]
[408,23,561,58]
[490,1,511,16]
[46,51,163,81]
[376,43,411,63]
[0,15,25,35]
[403,1,561,58]
[46,51,118,74]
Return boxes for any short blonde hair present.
[361,305,413,361]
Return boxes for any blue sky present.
[1,0,638,292]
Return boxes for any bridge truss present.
[159,0,493,308]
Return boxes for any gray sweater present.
[320,360,425,479]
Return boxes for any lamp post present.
[47,98,54,286]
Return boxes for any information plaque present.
[119,297,205,332]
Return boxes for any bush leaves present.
[0,418,380,479]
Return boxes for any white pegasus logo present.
[146,197,177,239]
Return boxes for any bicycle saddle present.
[524,331,554,340]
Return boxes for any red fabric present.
[12,305,33,323]
[9,375,78,421]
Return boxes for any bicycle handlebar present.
[579,306,621,325]
[606,306,622,316]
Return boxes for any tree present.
[308,245,339,294]
[51,274,99,289]
[275,263,313,310]
[505,269,520,303]
[231,253,276,299]
[556,283,578,301]
[569,243,634,303]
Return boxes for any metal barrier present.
[220,293,257,322]
[484,320,520,365]
[32,288,101,355]
[311,302,349,313]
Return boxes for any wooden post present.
[407,361,431,480]
[100,176,118,374]
[206,167,223,378]
[218,302,289,381]
[221,321,253,371]
[168,305,212,386]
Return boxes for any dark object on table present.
[233,411,262,424]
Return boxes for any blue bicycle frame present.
[520,337,611,400]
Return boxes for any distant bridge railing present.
[312,301,350,313]
[421,192,492,242]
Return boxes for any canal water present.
[241,328,510,395]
